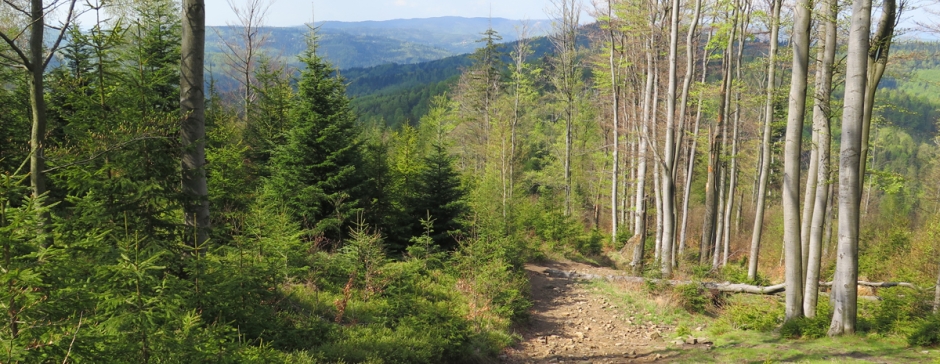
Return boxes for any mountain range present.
[207,16,550,70]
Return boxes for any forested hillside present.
[2,0,940,362]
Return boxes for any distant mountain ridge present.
[206,17,549,71]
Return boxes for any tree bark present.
[182,0,211,247]
[660,0,682,277]
[608,2,621,245]
[830,0,871,336]
[631,42,655,271]
[803,0,837,318]
[858,0,898,194]
[679,31,711,261]
[783,0,812,321]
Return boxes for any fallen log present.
[543,268,920,297]
[544,268,785,294]
[819,281,920,289]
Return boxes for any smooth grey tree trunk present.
[631,45,655,271]
[702,31,733,265]
[801,135,818,276]
[748,0,781,282]
[679,31,711,260]
[723,5,748,267]
[783,0,812,321]
[182,0,211,247]
[830,0,871,336]
[858,0,898,194]
[804,0,837,317]
[660,0,682,276]
[607,2,621,245]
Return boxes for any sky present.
[204,0,563,26]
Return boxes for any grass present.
[587,279,940,363]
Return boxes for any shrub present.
[674,283,708,314]
[720,296,783,331]
[872,289,932,335]
[907,314,940,347]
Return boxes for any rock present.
[695,325,704,332]
[697,337,713,345]
[672,339,685,346]
[575,332,585,341]
[685,337,698,345]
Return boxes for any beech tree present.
[0,0,77,228]
[830,0,872,335]
[747,0,781,281]
[803,0,838,317]
[782,0,812,320]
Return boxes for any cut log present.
[544,268,922,297]
[819,281,920,289]
[544,268,784,294]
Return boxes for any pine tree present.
[266,34,364,240]
[412,144,465,250]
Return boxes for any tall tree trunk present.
[28,0,47,214]
[748,0,781,282]
[804,0,837,317]
[182,0,211,247]
[822,183,835,258]
[660,0,682,276]
[830,0,871,336]
[706,21,736,267]
[652,69,663,263]
[783,0,812,321]
[608,3,622,245]
[631,44,655,271]
[858,0,898,194]
[723,4,749,268]
[679,31,711,260]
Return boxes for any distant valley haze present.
[204,0,584,26]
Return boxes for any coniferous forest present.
[3,0,940,362]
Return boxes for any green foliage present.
[720,296,783,331]
[779,301,832,339]
[871,288,933,335]
[720,263,770,286]
[674,283,708,314]
[266,34,366,240]
[907,314,940,347]
[411,144,466,250]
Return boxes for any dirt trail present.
[501,260,682,363]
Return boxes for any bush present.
[907,314,940,347]
[872,289,932,335]
[720,264,770,286]
[779,316,829,339]
[720,296,783,331]
[674,283,708,314]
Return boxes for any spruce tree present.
[412,143,465,250]
[267,34,364,240]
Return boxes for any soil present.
[500,260,684,363]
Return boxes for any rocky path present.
[501,260,684,363]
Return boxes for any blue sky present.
[205,0,561,26]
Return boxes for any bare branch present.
[43,0,78,69]
[2,0,30,16]
[43,136,172,173]
[0,29,31,67]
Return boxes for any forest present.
[1,0,940,361]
